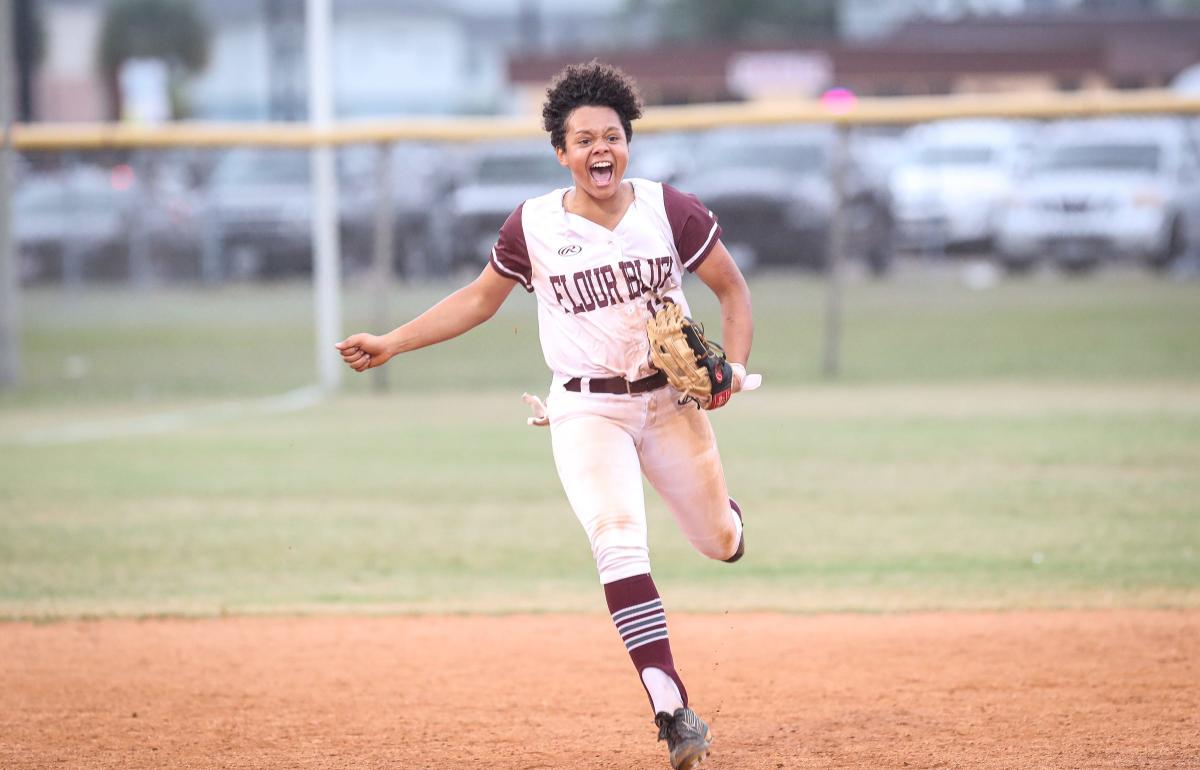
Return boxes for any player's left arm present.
[693,241,753,392]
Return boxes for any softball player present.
[336,61,753,770]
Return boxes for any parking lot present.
[10,114,1200,285]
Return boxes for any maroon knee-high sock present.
[603,573,688,710]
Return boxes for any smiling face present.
[556,105,630,202]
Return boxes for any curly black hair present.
[542,60,644,151]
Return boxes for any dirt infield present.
[2,610,1197,769]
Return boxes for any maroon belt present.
[564,371,668,395]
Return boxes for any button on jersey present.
[489,179,722,381]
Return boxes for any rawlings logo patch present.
[557,244,582,256]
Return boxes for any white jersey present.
[489,178,722,382]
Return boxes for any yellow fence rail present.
[11,89,1200,151]
[6,87,1200,385]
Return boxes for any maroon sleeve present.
[662,183,722,272]
[488,203,533,292]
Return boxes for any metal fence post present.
[370,141,394,393]
[199,196,223,284]
[0,0,20,388]
[128,150,153,286]
[822,123,850,379]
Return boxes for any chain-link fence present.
[3,90,1200,404]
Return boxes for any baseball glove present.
[647,301,734,410]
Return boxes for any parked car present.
[445,141,572,269]
[889,119,1035,254]
[338,142,458,278]
[626,130,696,185]
[14,164,199,284]
[8,152,31,184]
[1172,61,1200,95]
[674,125,895,273]
[199,148,315,279]
[850,128,907,196]
[995,118,1200,273]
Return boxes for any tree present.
[649,0,838,44]
[98,0,211,119]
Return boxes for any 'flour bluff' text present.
[549,257,674,315]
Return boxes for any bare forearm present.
[384,284,498,355]
[695,243,754,366]
[337,266,515,372]
[718,290,753,366]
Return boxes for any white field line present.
[14,386,325,446]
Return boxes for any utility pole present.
[307,0,341,392]
[1,0,21,389]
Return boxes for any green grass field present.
[1,267,1198,618]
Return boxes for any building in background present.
[24,0,1200,122]
[875,10,1200,92]
[29,0,630,121]
[840,0,1036,40]
[510,8,1200,107]
[837,0,1193,40]
[187,0,499,119]
[32,0,107,121]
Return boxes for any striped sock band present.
[603,573,688,710]
[613,597,669,652]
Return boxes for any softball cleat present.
[655,707,712,770]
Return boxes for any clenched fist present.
[335,333,394,372]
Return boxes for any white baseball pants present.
[547,381,743,584]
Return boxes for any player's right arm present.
[336,265,517,372]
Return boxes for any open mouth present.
[589,160,614,187]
